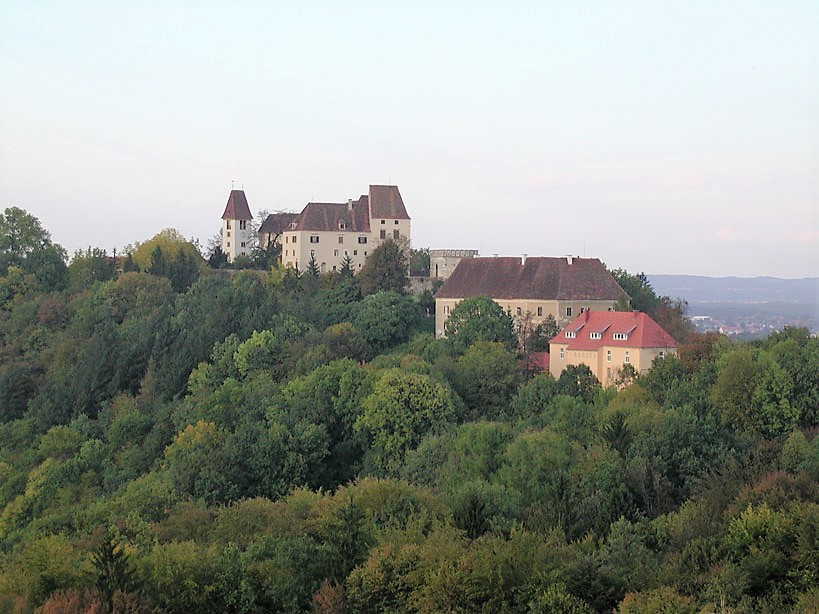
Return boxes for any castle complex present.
[222,185,410,274]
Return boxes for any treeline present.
[1,208,819,612]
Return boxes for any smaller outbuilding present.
[549,310,678,387]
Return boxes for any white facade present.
[222,217,254,263]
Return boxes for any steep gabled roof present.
[221,190,254,220]
[435,257,628,301]
[291,197,371,233]
[369,185,410,220]
[258,212,299,236]
[551,310,679,350]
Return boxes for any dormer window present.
[613,332,628,341]
[590,332,602,340]
[338,221,346,230]
[565,331,576,339]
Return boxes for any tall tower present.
[221,189,254,262]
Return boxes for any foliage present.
[128,229,202,292]
[0,208,817,611]
[409,247,430,277]
[353,291,421,358]
[443,296,516,353]
[357,238,409,295]
[357,369,456,475]
[450,341,520,419]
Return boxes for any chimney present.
[521,253,528,265]
[566,255,573,265]
[347,199,353,212]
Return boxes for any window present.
[565,331,576,339]
[338,236,344,244]
[537,306,543,317]
[310,250,315,257]
[393,230,400,239]
[516,307,522,316]
[444,305,450,314]
[590,332,601,340]
[381,220,386,224]
[333,249,339,256]
[613,333,628,341]
[659,350,665,359]
[364,251,368,256]
[580,307,586,313]
[285,236,289,243]
[344,250,348,256]
[310,235,319,243]
[240,242,246,247]
[338,221,346,230]
[292,235,297,243]
[353,250,358,255]
[239,220,247,230]
[226,220,231,229]
[380,230,386,239]
[625,351,630,363]
[560,348,564,359]
[606,350,611,362]
[227,231,231,237]
[227,242,230,247]
[394,220,399,224]
[566,307,573,317]
[358,236,367,244]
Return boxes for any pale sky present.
[1,1,817,277]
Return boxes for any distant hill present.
[647,275,819,334]
[647,275,819,305]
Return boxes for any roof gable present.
[369,185,410,220]
[435,257,628,301]
[258,212,299,236]
[221,190,253,220]
[292,197,371,233]
[551,310,679,350]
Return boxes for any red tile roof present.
[258,212,299,236]
[292,197,372,233]
[369,185,410,220]
[526,351,550,373]
[551,310,678,350]
[221,190,253,220]
[435,257,628,301]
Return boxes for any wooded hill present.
[1,207,819,613]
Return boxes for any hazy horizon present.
[2,2,817,278]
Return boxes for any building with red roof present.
[434,255,628,338]
[270,185,410,274]
[221,189,255,262]
[549,310,678,387]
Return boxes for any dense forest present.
[1,206,818,613]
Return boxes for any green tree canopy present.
[0,207,67,296]
[444,296,516,354]
[353,291,421,358]
[357,238,409,295]
[356,368,456,475]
